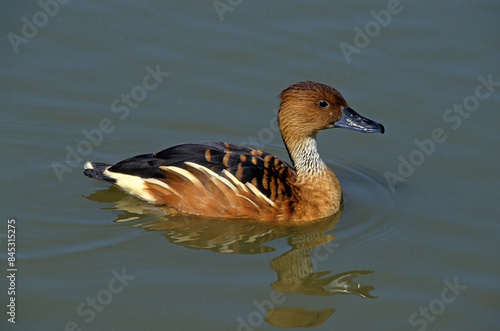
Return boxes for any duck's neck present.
[285,135,328,177]
[284,134,342,219]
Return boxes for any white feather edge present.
[244,182,277,208]
[158,165,206,192]
[185,162,276,208]
[143,178,180,196]
[184,162,238,193]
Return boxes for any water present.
[1,0,499,330]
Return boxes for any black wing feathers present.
[107,141,295,199]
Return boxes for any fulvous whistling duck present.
[84,81,384,221]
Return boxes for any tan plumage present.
[84,81,384,221]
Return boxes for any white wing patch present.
[103,169,157,203]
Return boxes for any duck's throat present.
[287,136,328,176]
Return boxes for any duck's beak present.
[334,107,385,134]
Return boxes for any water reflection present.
[86,187,376,327]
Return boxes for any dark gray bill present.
[334,107,385,133]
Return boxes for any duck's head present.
[278,81,385,140]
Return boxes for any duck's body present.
[84,81,384,221]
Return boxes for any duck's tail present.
[83,162,116,183]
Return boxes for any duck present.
[84,81,384,221]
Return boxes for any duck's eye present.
[318,100,329,108]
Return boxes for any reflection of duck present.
[270,232,375,298]
[85,192,375,328]
[263,215,375,328]
[84,81,384,221]
[87,187,342,254]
